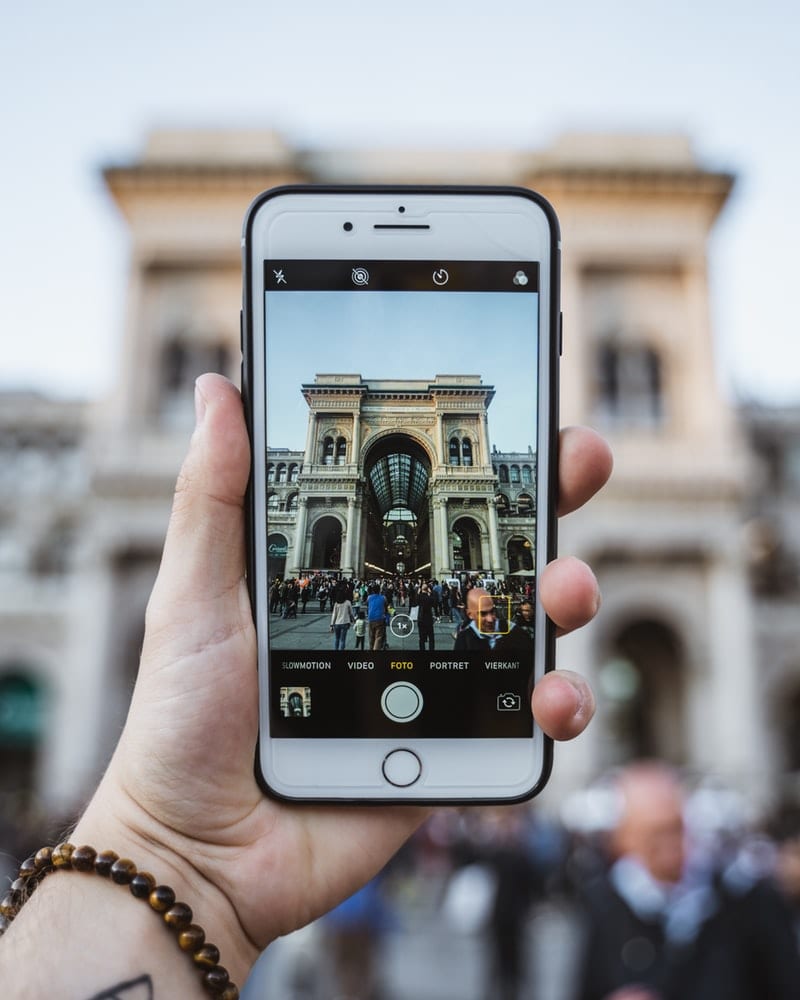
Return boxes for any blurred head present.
[466,588,496,633]
[612,761,686,884]
[518,600,535,622]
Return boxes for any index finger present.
[558,426,613,517]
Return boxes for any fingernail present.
[194,379,208,427]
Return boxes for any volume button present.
[559,311,564,356]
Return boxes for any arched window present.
[449,437,460,466]
[267,464,275,483]
[0,670,46,805]
[335,437,347,465]
[495,493,510,516]
[277,463,287,484]
[286,492,299,512]
[510,465,520,484]
[461,437,473,467]
[159,339,231,426]
[499,465,509,484]
[267,492,280,511]
[522,465,532,485]
[596,341,664,427]
[517,493,534,516]
[322,437,334,465]
[288,464,299,483]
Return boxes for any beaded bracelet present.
[0,843,239,999]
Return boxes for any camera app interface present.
[264,260,540,739]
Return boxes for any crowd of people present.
[267,762,800,1000]
[268,571,537,651]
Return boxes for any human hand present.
[74,373,611,982]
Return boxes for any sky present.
[265,291,540,451]
[2,0,799,405]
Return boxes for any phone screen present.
[263,259,541,740]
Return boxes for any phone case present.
[241,185,560,804]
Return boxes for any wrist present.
[72,778,258,988]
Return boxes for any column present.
[435,497,449,577]
[351,497,363,576]
[303,410,316,468]
[480,411,491,467]
[706,549,769,801]
[342,497,356,575]
[352,410,361,463]
[436,410,445,465]
[487,498,502,575]
[289,496,308,575]
[479,532,491,572]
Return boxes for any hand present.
[75,374,611,981]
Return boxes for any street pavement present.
[269,605,462,654]
[243,892,583,1000]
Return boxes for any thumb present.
[144,373,252,649]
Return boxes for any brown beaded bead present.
[18,856,37,879]
[148,884,176,912]
[71,845,97,872]
[192,942,220,968]
[177,924,205,952]
[34,847,53,872]
[110,858,137,885]
[52,842,75,869]
[94,850,119,877]
[163,902,193,930]
[0,843,240,998]
[130,872,155,899]
[203,965,230,992]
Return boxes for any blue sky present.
[265,291,540,451]
[2,0,799,403]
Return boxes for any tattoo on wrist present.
[87,975,153,999]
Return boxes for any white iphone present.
[242,186,560,802]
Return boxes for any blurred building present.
[1,129,797,819]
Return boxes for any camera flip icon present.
[497,692,522,712]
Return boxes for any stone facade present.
[1,129,796,818]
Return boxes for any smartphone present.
[242,186,560,802]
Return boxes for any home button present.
[382,749,422,787]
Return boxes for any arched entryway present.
[267,532,289,580]
[507,535,534,573]
[0,669,47,807]
[363,434,432,575]
[598,619,687,765]
[310,516,342,570]
[452,516,482,572]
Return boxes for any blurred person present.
[513,599,536,641]
[367,583,389,650]
[330,587,355,650]
[576,761,800,1000]
[484,808,544,1000]
[322,873,397,1000]
[454,588,531,652]
[770,804,800,950]
[353,609,366,649]
[0,376,608,997]
[416,582,436,651]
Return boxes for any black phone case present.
[241,184,560,804]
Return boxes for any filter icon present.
[513,270,529,286]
